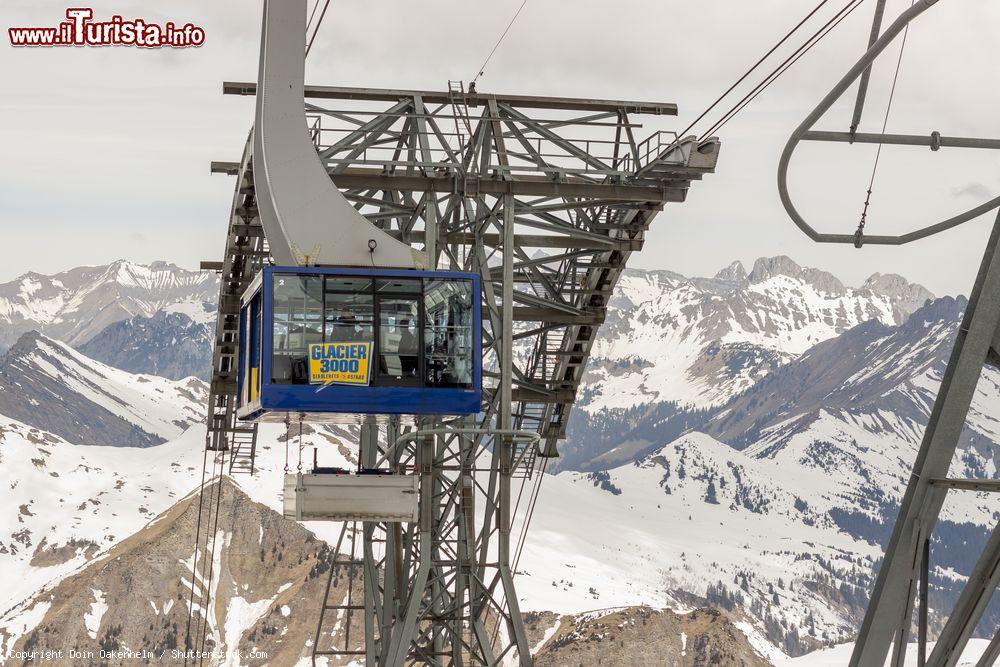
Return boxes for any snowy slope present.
[516,433,883,652]
[580,257,933,413]
[0,331,208,446]
[0,419,206,615]
[775,639,993,666]
[550,292,1000,654]
[0,415,356,656]
[0,260,217,350]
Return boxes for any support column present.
[385,429,433,666]
[499,194,533,666]
[455,421,475,666]
[414,95,438,268]
[852,213,1000,666]
[360,415,379,664]
[918,538,928,667]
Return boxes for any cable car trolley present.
[237,266,482,422]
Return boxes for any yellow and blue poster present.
[308,342,372,385]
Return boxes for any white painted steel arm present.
[777,0,1000,245]
[253,0,426,268]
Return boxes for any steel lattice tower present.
[205,82,719,665]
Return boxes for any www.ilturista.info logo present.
[8,8,205,48]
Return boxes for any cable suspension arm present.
[849,0,888,135]
[777,0,1000,246]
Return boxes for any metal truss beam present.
[851,211,1000,667]
[223,81,678,115]
[213,162,686,202]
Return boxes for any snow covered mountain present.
[1,255,994,664]
[78,310,214,381]
[0,260,217,351]
[581,256,933,414]
[0,387,363,661]
[0,332,207,447]
[562,256,935,471]
[541,284,1000,654]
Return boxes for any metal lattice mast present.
[211,83,719,664]
[849,212,1000,667]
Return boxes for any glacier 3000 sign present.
[9,8,205,48]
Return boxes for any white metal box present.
[283,473,419,523]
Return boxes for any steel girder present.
[851,211,1000,667]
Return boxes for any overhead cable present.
[855,0,915,246]
[699,0,867,140]
[305,0,333,58]
[471,0,529,85]
[677,0,834,141]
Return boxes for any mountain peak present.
[747,255,802,283]
[6,329,47,358]
[748,255,845,294]
[713,260,748,284]
[0,327,205,447]
[0,261,219,351]
[860,272,935,323]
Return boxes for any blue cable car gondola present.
[237,266,482,421]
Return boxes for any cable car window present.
[324,291,374,343]
[272,274,323,384]
[254,295,263,398]
[378,296,421,384]
[241,300,252,405]
[424,279,474,388]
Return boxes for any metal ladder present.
[205,151,267,472]
[228,427,258,475]
[312,522,365,664]
[447,80,473,145]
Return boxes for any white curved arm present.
[253,0,426,268]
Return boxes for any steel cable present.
[677,0,835,141]
[471,0,529,85]
[855,0,914,245]
[305,0,333,58]
[699,0,867,141]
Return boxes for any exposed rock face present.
[6,479,362,667]
[859,272,935,324]
[78,310,213,381]
[714,261,749,287]
[747,256,845,295]
[529,606,770,666]
[29,538,99,567]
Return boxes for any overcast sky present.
[2,0,999,295]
